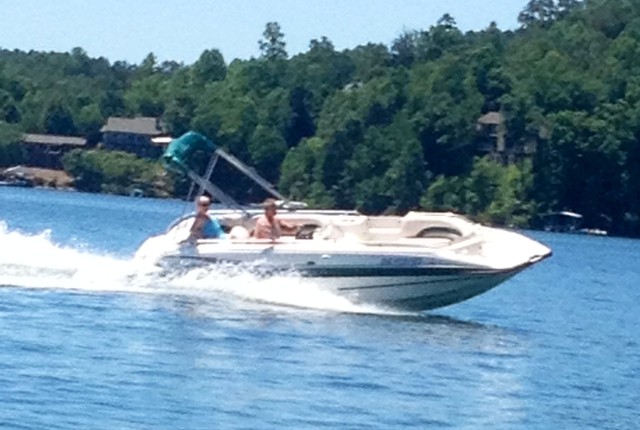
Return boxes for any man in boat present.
[186,195,226,241]
[252,198,297,240]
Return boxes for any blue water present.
[1,187,639,429]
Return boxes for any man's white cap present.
[197,195,211,205]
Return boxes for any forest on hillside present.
[1,0,640,236]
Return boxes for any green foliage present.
[124,74,165,117]
[0,89,21,123]
[533,108,625,225]
[191,81,257,157]
[422,157,535,226]
[62,149,169,196]
[279,136,326,204]
[259,22,288,60]
[0,123,25,167]
[43,102,77,135]
[348,113,425,213]
[248,124,288,183]
[75,103,104,145]
[191,49,227,85]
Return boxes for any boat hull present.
[309,267,522,311]
[157,252,535,311]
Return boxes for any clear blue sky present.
[0,0,529,65]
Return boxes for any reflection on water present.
[153,289,530,429]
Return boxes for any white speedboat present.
[136,209,551,311]
[135,132,552,311]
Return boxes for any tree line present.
[1,0,639,236]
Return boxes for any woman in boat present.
[187,195,226,241]
[252,198,297,240]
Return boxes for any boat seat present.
[317,216,371,241]
[400,220,463,239]
[367,227,402,241]
[228,225,250,239]
[166,217,195,243]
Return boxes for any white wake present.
[0,222,388,314]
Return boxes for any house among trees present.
[475,111,536,165]
[21,133,87,169]
[100,116,170,158]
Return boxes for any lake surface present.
[1,187,638,429]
